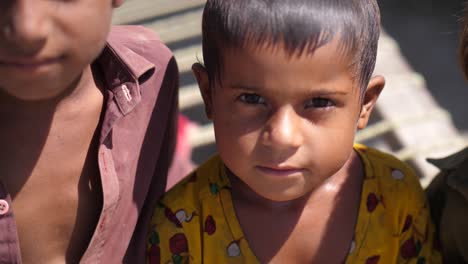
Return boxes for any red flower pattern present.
[169,233,189,255]
[366,255,380,264]
[165,207,182,228]
[402,215,413,233]
[401,237,418,259]
[148,245,161,264]
[366,193,379,212]
[204,215,216,235]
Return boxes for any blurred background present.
[380,0,468,131]
[113,0,468,186]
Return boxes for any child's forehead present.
[220,33,354,61]
[217,39,359,92]
[219,37,357,76]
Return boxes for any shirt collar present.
[95,31,156,115]
[427,147,468,201]
[105,32,155,80]
[427,147,468,171]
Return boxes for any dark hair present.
[460,4,468,78]
[201,0,381,91]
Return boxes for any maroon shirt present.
[0,26,181,263]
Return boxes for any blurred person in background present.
[426,4,468,263]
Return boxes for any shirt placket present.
[80,79,140,263]
[0,183,22,264]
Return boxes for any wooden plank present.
[143,8,202,44]
[179,84,203,110]
[374,31,465,184]
[113,0,205,25]
[173,44,203,74]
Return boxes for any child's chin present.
[258,189,310,203]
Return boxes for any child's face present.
[195,39,384,202]
[0,0,123,101]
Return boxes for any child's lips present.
[255,165,305,177]
[0,56,63,71]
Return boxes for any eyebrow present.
[228,84,259,91]
[228,84,350,95]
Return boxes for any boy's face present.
[0,0,124,101]
[195,39,384,202]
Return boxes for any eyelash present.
[305,97,336,109]
[238,93,335,110]
[238,93,266,105]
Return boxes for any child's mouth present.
[0,56,63,72]
[255,165,305,177]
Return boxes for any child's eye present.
[305,97,335,109]
[238,93,266,105]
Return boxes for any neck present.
[228,150,364,212]
[227,168,312,211]
[0,65,105,198]
[0,65,100,116]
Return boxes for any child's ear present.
[357,75,385,129]
[112,0,125,8]
[192,63,213,119]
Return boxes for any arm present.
[439,186,468,263]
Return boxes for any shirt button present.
[121,84,132,101]
[0,200,9,215]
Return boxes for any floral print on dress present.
[227,240,242,257]
[365,255,380,264]
[175,209,197,223]
[148,230,161,264]
[165,207,182,228]
[400,237,420,259]
[169,233,189,255]
[147,145,442,263]
[209,181,220,195]
[366,192,379,212]
[391,169,405,180]
[148,244,161,264]
[402,215,413,233]
[168,233,189,264]
[204,215,216,235]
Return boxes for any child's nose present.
[262,107,304,150]
[3,0,48,54]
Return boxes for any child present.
[426,5,468,263]
[0,0,187,263]
[148,0,441,263]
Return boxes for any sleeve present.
[158,56,180,192]
[397,175,443,264]
[425,171,447,232]
[124,55,180,262]
[439,188,468,263]
[147,202,192,264]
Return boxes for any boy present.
[148,0,441,263]
[0,0,184,263]
[426,4,468,263]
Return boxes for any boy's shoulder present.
[355,143,417,178]
[427,146,468,171]
[427,147,468,205]
[160,155,228,209]
[354,144,425,204]
[106,25,174,69]
[354,144,432,235]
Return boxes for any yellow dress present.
[147,144,441,263]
